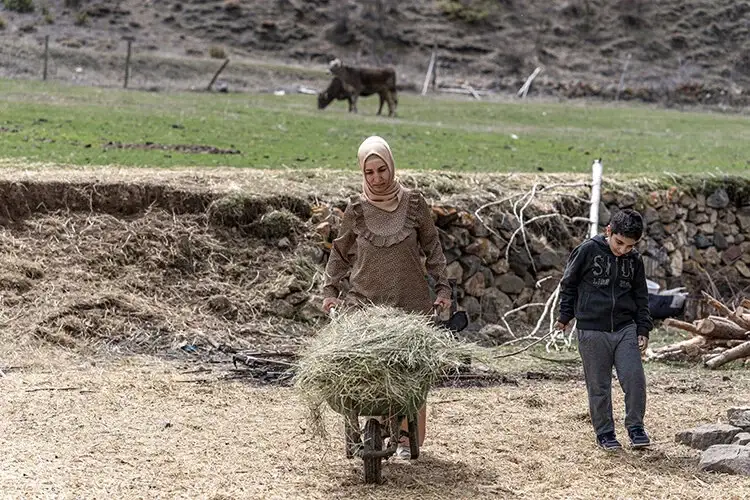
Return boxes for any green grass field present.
[1,79,748,174]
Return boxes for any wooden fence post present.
[43,35,49,81]
[123,38,134,89]
[207,59,230,91]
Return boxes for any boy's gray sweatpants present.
[577,323,646,436]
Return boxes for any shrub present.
[209,45,227,59]
[223,0,240,11]
[64,0,81,8]
[0,16,6,30]
[2,0,35,13]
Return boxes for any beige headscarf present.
[357,136,403,212]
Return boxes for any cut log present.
[697,318,750,340]
[663,318,700,335]
[701,291,750,330]
[650,335,707,355]
[705,340,750,369]
[740,298,750,309]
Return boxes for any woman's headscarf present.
[357,136,403,212]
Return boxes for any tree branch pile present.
[648,293,750,369]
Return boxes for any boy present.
[555,209,653,451]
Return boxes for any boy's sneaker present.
[596,432,623,451]
[628,426,651,448]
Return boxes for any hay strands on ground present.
[230,350,297,383]
[649,292,750,368]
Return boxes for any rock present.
[465,237,501,264]
[507,248,533,277]
[694,234,713,249]
[737,208,750,233]
[733,433,750,446]
[619,192,637,208]
[480,287,513,324]
[535,250,563,271]
[728,407,750,428]
[714,232,728,250]
[717,222,732,235]
[660,206,677,224]
[709,209,719,225]
[723,245,743,264]
[736,261,750,279]
[699,445,750,475]
[446,261,464,282]
[648,222,667,241]
[706,188,730,209]
[699,223,715,235]
[669,251,683,277]
[460,296,481,320]
[598,202,611,226]
[470,217,490,238]
[438,229,456,250]
[515,287,534,306]
[675,423,743,450]
[464,272,486,297]
[686,222,698,238]
[696,193,707,211]
[663,240,676,253]
[680,194,697,209]
[725,211,737,225]
[643,207,660,225]
[459,254,483,278]
[443,248,461,265]
[449,227,472,247]
[491,259,510,275]
[477,323,512,344]
[495,273,526,295]
[704,247,721,267]
[689,212,709,224]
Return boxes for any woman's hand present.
[433,296,452,311]
[322,297,342,314]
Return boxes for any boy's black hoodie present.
[558,235,653,337]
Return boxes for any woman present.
[322,135,451,459]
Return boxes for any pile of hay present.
[294,305,484,437]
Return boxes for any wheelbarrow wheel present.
[407,416,420,460]
[363,418,383,484]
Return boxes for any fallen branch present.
[663,318,700,335]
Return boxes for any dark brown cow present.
[326,59,398,116]
[317,77,382,113]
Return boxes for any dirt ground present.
[1,343,749,499]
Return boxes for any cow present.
[317,77,383,114]
[323,59,398,117]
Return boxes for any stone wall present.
[315,178,750,336]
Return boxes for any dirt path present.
[1,347,748,499]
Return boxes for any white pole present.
[421,51,436,96]
[589,159,603,238]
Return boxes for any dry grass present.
[1,346,748,498]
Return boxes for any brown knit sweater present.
[323,188,451,314]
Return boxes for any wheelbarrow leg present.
[407,414,420,460]
[344,409,360,459]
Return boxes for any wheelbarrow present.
[326,279,468,484]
